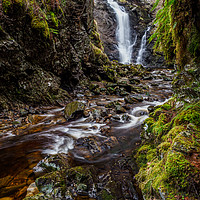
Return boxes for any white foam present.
[42,135,74,155]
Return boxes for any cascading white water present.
[107,0,133,64]
[136,27,150,65]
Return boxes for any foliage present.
[149,0,175,63]
[1,0,62,38]
[135,99,200,199]
[150,0,200,67]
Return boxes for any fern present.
[149,0,176,63]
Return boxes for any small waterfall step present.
[136,27,151,65]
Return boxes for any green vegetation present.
[150,0,200,67]
[135,100,200,199]
[91,43,109,65]
[90,20,104,50]
[101,189,114,200]
[141,2,200,197]
[2,0,62,38]
[173,102,200,126]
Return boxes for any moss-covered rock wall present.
[136,98,200,199]
[135,0,200,199]
[0,0,109,110]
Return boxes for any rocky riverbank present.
[0,65,173,199]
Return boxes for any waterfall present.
[136,27,150,65]
[107,0,133,64]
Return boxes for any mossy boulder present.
[135,99,200,200]
[64,101,85,121]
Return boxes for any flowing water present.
[107,0,134,64]
[0,69,173,199]
[136,27,151,65]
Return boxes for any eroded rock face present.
[0,0,109,110]
[94,0,118,60]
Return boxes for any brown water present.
[0,69,173,199]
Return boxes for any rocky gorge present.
[0,0,200,199]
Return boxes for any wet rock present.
[28,115,46,125]
[107,86,115,94]
[93,87,101,95]
[0,0,113,109]
[147,105,154,113]
[91,109,101,121]
[33,154,68,178]
[105,101,120,109]
[129,77,140,84]
[112,115,121,121]
[89,83,99,91]
[122,114,131,122]
[104,136,119,149]
[26,182,39,197]
[64,101,85,121]
[122,103,131,111]
[150,82,159,86]
[124,95,143,104]
[117,78,129,86]
[119,89,129,96]
[142,75,153,80]
[96,101,108,106]
[116,105,126,114]
[72,135,119,160]
[134,110,148,117]
[100,125,111,135]
[83,110,90,118]
[20,109,29,117]
[163,76,173,81]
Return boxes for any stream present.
[0,69,173,199]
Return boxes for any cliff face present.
[0,0,109,110]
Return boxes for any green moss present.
[165,152,191,188]
[157,142,171,154]
[101,189,114,200]
[149,107,164,120]
[136,145,150,168]
[188,26,200,59]
[136,160,166,199]
[2,0,61,38]
[50,12,59,27]
[162,125,185,141]
[64,101,85,120]
[146,148,157,162]
[90,20,104,50]
[2,0,12,13]
[91,43,109,65]
[103,65,117,82]
[173,102,200,127]
[143,117,155,133]
[172,131,199,154]
[67,166,92,184]
[24,193,45,200]
[31,16,50,38]
[152,113,167,137]
[135,99,200,199]
[136,144,157,168]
